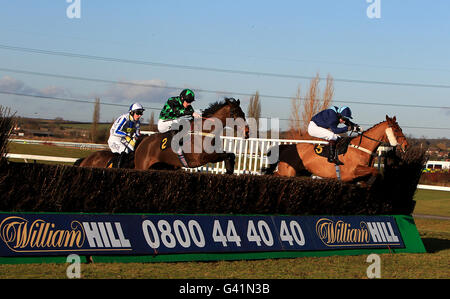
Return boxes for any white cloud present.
[0,75,35,94]
[0,75,202,122]
[0,75,71,98]
[99,79,176,104]
[40,85,72,97]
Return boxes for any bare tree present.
[148,111,157,132]
[247,91,261,122]
[91,97,100,142]
[247,91,261,137]
[289,86,303,138]
[0,106,15,157]
[288,74,334,139]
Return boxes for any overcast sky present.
[0,0,449,138]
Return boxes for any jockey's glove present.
[125,135,136,147]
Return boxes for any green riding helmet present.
[180,89,195,103]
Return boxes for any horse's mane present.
[202,98,235,117]
[365,119,388,131]
[349,119,388,140]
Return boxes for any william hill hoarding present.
[0,212,420,260]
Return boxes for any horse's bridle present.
[357,132,390,147]
[229,104,249,130]
[229,105,245,121]
[350,125,401,156]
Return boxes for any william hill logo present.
[315,218,401,247]
[0,216,131,253]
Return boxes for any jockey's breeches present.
[158,118,188,133]
[307,121,339,141]
[108,136,134,154]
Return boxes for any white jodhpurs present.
[307,121,339,141]
[158,117,192,133]
[108,137,133,154]
[158,119,177,133]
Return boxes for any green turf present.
[413,189,450,217]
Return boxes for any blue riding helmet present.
[337,106,353,119]
[129,102,145,114]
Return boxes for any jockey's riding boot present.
[328,140,344,165]
[117,152,127,168]
[170,129,189,168]
[176,145,189,168]
[111,153,120,168]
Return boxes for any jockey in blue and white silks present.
[107,102,145,168]
[308,106,361,165]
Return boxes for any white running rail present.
[5,136,448,192]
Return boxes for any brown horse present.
[76,98,249,174]
[75,150,115,168]
[134,98,249,174]
[75,145,140,168]
[263,115,408,182]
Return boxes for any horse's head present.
[385,115,408,152]
[224,98,249,139]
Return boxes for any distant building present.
[425,161,450,170]
[26,129,54,137]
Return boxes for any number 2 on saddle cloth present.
[159,131,181,151]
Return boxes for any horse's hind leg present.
[224,153,235,175]
[274,162,296,177]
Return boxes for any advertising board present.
[0,212,423,262]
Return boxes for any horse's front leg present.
[353,165,380,185]
[197,152,235,174]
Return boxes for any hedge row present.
[0,147,425,215]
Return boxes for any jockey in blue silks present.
[308,106,361,165]
[108,102,145,168]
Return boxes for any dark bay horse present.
[263,115,408,182]
[75,148,137,169]
[134,98,249,174]
[75,150,114,168]
[76,98,249,174]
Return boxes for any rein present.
[358,131,390,146]
[349,131,391,157]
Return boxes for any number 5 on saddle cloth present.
[313,137,353,159]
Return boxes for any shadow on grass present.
[421,238,450,253]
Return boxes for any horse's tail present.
[261,162,278,175]
[261,145,276,174]
[73,157,84,166]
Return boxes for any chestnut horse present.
[76,98,249,174]
[263,115,408,182]
[134,98,249,174]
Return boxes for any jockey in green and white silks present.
[158,89,201,133]
[157,89,201,167]
[108,102,145,168]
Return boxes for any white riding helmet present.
[129,102,145,113]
